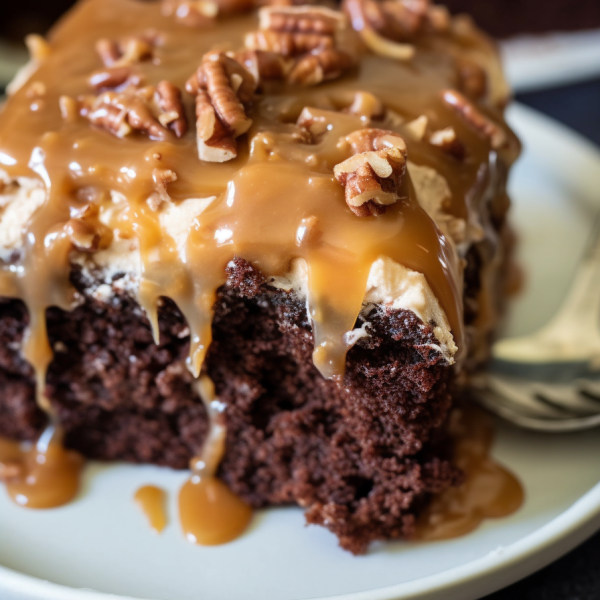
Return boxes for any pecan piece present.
[156,81,188,138]
[88,65,142,91]
[442,89,506,149]
[429,126,465,159]
[149,168,178,210]
[334,128,407,216]
[233,49,292,83]
[346,91,384,121]
[245,5,356,85]
[79,89,172,141]
[191,53,256,162]
[288,48,354,85]
[95,31,159,67]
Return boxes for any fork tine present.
[532,383,600,415]
[473,387,600,432]
[488,376,576,418]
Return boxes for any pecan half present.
[233,49,292,83]
[156,81,188,138]
[334,128,407,216]
[191,53,256,162]
[88,65,142,91]
[244,6,356,86]
[343,0,449,60]
[442,89,506,149]
[95,31,159,67]
[79,85,187,141]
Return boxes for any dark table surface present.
[482,77,600,600]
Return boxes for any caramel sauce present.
[0,0,520,544]
[134,485,168,533]
[417,405,524,541]
[0,429,83,509]
[179,376,253,546]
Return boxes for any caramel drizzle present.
[0,0,518,536]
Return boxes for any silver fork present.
[471,215,600,432]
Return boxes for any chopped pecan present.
[404,114,428,140]
[429,126,465,159]
[88,65,142,91]
[59,96,79,122]
[233,49,292,83]
[442,89,506,149]
[79,89,174,141]
[244,5,356,85]
[149,168,178,210]
[191,53,256,162]
[95,31,159,67]
[258,5,345,36]
[156,81,188,138]
[161,0,219,25]
[25,34,51,61]
[456,57,487,99]
[288,48,354,85]
[334,128,407,216]
[346,91,384,121]
[26,81,46,99]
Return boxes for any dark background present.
[483,77,600,600]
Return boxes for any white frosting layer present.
[0,171,46,260]
[0,175,458,361]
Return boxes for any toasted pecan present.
[442,89,506,149]
[334,128,407,216]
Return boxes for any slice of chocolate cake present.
[0,0,520,553]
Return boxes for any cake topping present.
[334,128,407,216]
[189,52,256,161]
[244,5,357,85]
[442,89,507,149]
[95,32,159,68]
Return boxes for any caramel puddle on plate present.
[178,375,253,546]
[417,404,524,541]
[0,429,83,509]
[134,485,168,533]
[179,474,253,546]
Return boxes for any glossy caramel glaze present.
[0,0,519,541]
[417,405,524,540]
[0,429,83,509]
[134,485,168,533]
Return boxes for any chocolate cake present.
[0,0,520,553]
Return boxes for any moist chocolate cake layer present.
[0,258,459,552]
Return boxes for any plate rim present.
[1,103,600,600]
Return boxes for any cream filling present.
[0,170,460,362]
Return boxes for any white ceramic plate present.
[501,28,600,93]
[1,103,600,600]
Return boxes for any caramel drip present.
[0,0,519,385]
[417,405,524,541]
[178,376,253,545]
[134,485,168,533]
[0,429,83,509]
